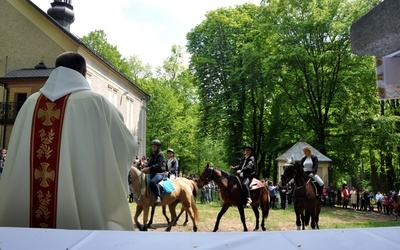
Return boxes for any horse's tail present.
[263,187,270,219]
[190,180,199,200]
[191,194,200,222]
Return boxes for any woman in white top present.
[300,146,324,202]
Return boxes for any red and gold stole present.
[30,94,70,228]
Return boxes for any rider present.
[230,145,256,206]
[166,148,179,179]
[141,139,166,204]
[301,146,324,202]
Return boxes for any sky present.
[31,0,261,68]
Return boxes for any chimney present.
[47,0,75,30]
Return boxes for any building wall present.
[0,0,148,156]
[0,1,63,74]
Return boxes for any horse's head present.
[281,156,297,186]
[197,163,213,188]
[130,165,143,180]
[132,158,143,170]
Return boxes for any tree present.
[187,3,266,167]
[81,29,132,78]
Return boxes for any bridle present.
[283,163,310,190]
[130,169,146,201]
[199,166,226,186]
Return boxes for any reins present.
[130,169,146,201]
[295,178,312,190]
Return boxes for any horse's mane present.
[212,166,233,178]
[293,161,310,181]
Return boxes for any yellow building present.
[275,141,332,185]
[0,0,149,156]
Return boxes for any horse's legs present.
[147,205,155,227]
[237,205,248,232]
[295,212,301,230]
[166,203,178,232]
[300,212,305,230]
[180,197,198,232]
[134,204,145,231]
[174,207,186,226]
[162,206,171,224]
[251,204,260,231]
[142,206,150,231]
[213,204,230,232]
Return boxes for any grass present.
[129,201,400,232]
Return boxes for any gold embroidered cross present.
[34,162,55,187]
[37,102,60,126]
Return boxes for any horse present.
[197,163,269,232]
[280,157,321,230]
[148,177,198,227]
[130,166,199,231]
[393,194,400,221]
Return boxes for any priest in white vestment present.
[0,52,136,230]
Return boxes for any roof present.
[0,68,53,79]
[275,141,332,162]
[24,0,150,100]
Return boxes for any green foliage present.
[81,0,400,190]
[81,29,133,78]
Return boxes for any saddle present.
[146,175,176,195]
[249,178,264,190]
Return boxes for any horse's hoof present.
[193,226,198,232]
[165,228,171,232]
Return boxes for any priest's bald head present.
[55,52,87,77]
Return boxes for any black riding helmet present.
[151,139,162,146]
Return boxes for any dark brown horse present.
[197,163,269,232]
[281,157,321,230]
[148,177,198,227]
[393,194,400,221]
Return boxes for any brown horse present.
[281,157,321,230]
[130,166,199,231]
[393,194,400,221]
[148,177,198,227]
[197,163,269,232]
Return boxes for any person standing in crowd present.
[141,139,166,204]
[326,183,336,208]
[230,145,256,206]
[0,52,136,230]
[301,146,324,202]
[342,184,350,208]
[363,188,371,212]
[383,193,393,215]
[278,181,288,209]
[375,191,384,212]
[268,181,278,209]
[350,186,358,211]
[166,149,179,179]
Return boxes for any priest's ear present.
[82,68,87,77]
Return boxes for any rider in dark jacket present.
[141,139,166,204]
[230,145,256,206]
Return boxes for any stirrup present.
[246,197,252,206]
